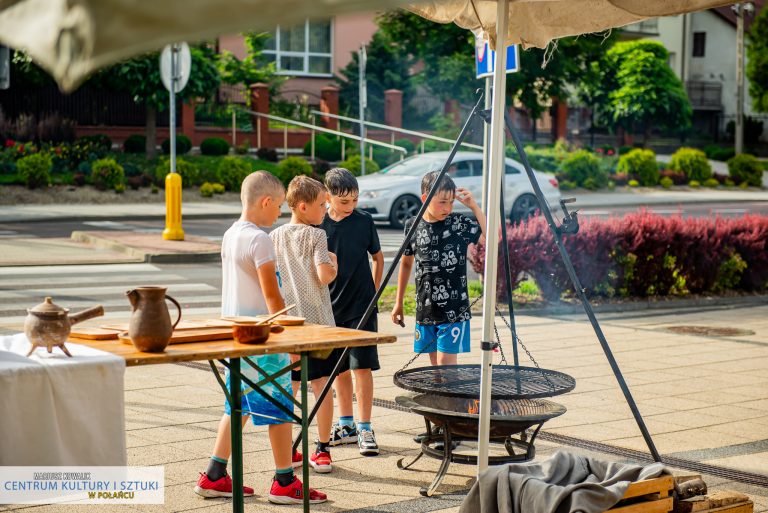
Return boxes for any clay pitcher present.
[126,286,182,352]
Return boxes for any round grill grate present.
[393,365,575,400]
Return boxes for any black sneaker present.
[329,423,358,446]
[358,428,380,456]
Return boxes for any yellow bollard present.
[162,172,184,240]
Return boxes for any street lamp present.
[732,2,754,155]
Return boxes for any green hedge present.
[669,147,712,182]
[617,149,659,186]
[16,153,52,189]
[727,154,763,187]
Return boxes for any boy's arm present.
[317,252,337,285]
[370,250,384,290]
[255,260,286,314]
[456,187,487,244]
[391,255,413,326]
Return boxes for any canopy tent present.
[0,0,736,481]
[0,0,733,92]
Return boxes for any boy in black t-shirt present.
[391,171,486,366]
[320,168,385,456]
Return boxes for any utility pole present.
[358,44,367,175]
[733,2,754,155]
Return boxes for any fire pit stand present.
[395,394,567,496]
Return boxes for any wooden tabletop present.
[69,324,396,367]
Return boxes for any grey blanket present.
[459,450,667,513]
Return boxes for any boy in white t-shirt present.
[195,171,327,505]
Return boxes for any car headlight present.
[361,190,381,199]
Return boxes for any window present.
[263,19,332,76]
[692,32,706,58]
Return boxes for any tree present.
[747,6,768,113]
[336,31,414,122]
[217,32,283,102]
[101,44,220,158]
[377,11,477,105]
[594,40,691,145]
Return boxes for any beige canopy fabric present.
[408,0,735,50]
[0,0,735,91]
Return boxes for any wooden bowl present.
[232,322,270,344]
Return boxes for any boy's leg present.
[330,368,358,446]
[435,320,470,366]
[308,375,334,473]
[194,414,255,498]
[437,352,458,365]
[267,422,328,505]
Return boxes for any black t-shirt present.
[404,213,481,325]
[320,210,382,323]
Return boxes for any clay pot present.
[24,297,104,357]
[126,286,181,353]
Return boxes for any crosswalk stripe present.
[0,263,162,276]
[0,273,190,289]
[0,282,216,300]
[0,306,222,329]
[0,294,222,311]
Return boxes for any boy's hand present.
[456,187,478,209]
[328,252,338,267]
[391,303,405,327]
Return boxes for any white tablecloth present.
[0,333,127,465]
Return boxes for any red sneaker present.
[309,451,332,473]
[194,472,255,498]
[268,476,327,505]
[292,450,303,468]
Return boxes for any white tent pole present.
[477,0,509,475]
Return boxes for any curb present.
[490,293,768,317]
[70,231,221,264]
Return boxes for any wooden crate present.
[606,475,675,513]
[674,491,754,513]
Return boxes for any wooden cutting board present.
[102,319,233,332]
[118,327,233,346]
[70,327,121,340]
[221,315,306,326]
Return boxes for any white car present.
[357,151,561,229]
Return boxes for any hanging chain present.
[492,321,508,366]
[400,294,484,371]
[495,305,557,391]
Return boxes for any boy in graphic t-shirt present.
[391,171,486,366]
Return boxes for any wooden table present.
[71,324,396,513]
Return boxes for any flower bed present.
[468,212,768,302]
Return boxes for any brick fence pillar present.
[249,83,270,148]
[551,98,569,142]
[320,86,340,129]
[181,101,195,140]
[384,89,403,128]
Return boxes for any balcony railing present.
[686,81,722,110]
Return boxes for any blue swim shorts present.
[414,320,471,355]
[223,353,294,426]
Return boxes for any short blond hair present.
[286,175,326,209]
[241,171,284,207]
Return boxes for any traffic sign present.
[475,39,519,79]
[160,43,191,93]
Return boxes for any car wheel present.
[389,195,421,229]
[510,193,540,224]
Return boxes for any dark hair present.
[325,167,358,197]
[421,170,456,196]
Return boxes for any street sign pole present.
[161,42,190,241]
[358,44,367,175]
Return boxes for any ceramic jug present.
[126,286,182,352]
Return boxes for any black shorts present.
[291,314,380,381]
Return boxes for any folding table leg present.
[301,353,310,513]
[229,358,244,513]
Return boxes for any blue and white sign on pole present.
[475,39,519,79]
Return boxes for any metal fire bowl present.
[396,394,566,439]
[393,365,576,400]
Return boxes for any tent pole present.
[477,0,509,475]
[503,112,662,463]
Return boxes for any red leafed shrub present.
[468,212,768,301]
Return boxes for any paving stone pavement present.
[4,303,768,512]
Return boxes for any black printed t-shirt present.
[403,213,482,325]
[320,209,382,323]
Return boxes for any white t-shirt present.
[220,221,277,317]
